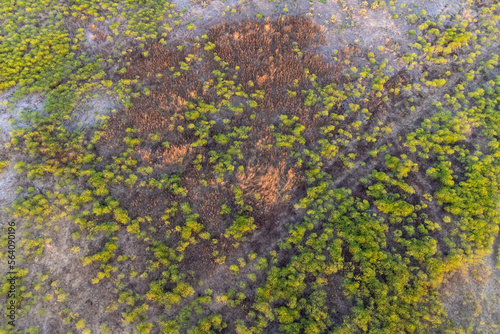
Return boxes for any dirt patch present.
[441,248,500,332]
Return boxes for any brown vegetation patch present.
[238,129,304,222]
[89,24,107,43]
[99,45,207,158]
[207,16,342,119]
[237,159,299,209]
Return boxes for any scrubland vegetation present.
[0,0,500,333]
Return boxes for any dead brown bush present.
[207,16,342,119]
[237,160,299,208]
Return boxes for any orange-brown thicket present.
[207,16,343,118]
[237,160,299,208]
[101,44,209,153]
[102,17,342,151]
[237,130,303,223]
[135,143,192,172]
[89,24,107,43]
[123,42,212,99]
[101,66,201,169]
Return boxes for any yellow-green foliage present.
[0,160,7,172]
